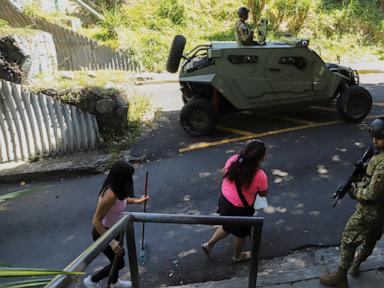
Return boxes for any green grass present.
[29,71,153,153]
[31,70,136,91]
[0,27,38,37]
[21,3,73,29]
[76,0,384,72]
[0,19,8,28]
[104,94,152,155]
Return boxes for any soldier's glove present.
[349,183,357,199]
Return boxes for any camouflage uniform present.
[339,150,384,270]
[234,19,254,46]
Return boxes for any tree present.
[247,0,266,24]
[379,0,384,11]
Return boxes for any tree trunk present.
[380,0,384,12]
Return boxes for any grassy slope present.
[17,1,384,72]
[95,0,383,71]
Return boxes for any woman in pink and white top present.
[202,140,268,262]
[83,161,149,288]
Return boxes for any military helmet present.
[369,118,384,139]
[238,6,250,18]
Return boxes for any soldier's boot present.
[349,255,365,278]
[319,266,348,288]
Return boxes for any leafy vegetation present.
[29,70,152,153]
[0,186,49,204]
[104,94,152,156]
[77,0,383,71]
[0,19,8,28]
[0,267,83,288]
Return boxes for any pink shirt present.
[221,154,268,207]
[102,198,127,228]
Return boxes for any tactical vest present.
[366,151,384,179]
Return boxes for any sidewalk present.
[166,238,384,287]
[0,150,145,183]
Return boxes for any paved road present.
[1,77,384,287]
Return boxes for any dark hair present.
[99,161,135,200]
[224,139,266,188]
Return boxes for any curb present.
[135,79,179,86]
[0,166,104,183]
[135,72,384,86]
[0,152,147,184]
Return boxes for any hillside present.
[17,0,384,72]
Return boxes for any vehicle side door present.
[265,48,314,104]
[214,48,278,109]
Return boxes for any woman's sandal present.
[232,251,252,263]
[201,242,213,259]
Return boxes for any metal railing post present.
[248,223,263,288]
[126,219,140,288]
[46,213,263,288]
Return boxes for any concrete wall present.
[0,0,142,72]
[0,79,101,162]
[0,31,58,83]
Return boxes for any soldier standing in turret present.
[234,7,255,46]
[320,118,384,288]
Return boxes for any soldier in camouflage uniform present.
[234,7,255,46]
[320,118,384,288]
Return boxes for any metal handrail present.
[46,215,130,288]
[45,212,264,288]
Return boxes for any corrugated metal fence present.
[0,0,142,72]
[0,79,101,162]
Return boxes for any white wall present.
[9,0,71,13]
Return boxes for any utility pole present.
[74,0,105,21]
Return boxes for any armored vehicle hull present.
[167,36,372,136]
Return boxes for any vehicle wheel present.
[336,86,372,122]
[166,35,186,73]
[180,98,218,136]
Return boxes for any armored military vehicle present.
[166,34,372,136]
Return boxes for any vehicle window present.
[279,56,306,70]
[227,55,258,65]
[311,50,325,64]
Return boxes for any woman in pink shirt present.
[202,140,268,262]
[83,161,149,288]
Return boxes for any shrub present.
[157,0,185,25]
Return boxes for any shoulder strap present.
[235,178,251,209]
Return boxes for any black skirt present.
[217,194,255,237]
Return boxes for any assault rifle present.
[332,146,374,207]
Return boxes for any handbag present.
[253,195,268,210]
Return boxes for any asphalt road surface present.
[1,77,384,287]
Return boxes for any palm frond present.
[0,267,84,277]
[0,186,50,204]
[0,278,50,288]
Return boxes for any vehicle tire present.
[166,35,186,73]
[336,86,372,122]
[180,98,218,136]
